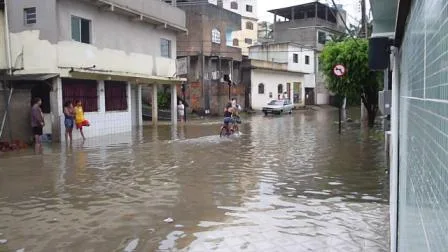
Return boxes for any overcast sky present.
[257,0,370,26]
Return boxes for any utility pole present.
[360,0,368,38]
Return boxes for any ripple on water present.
[0,111,389,251]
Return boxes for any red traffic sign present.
[333,64,346,77]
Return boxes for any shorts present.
[76,120,90,129]
[64,118,74,129]
[224,117,233,125]
[32,126,43,136]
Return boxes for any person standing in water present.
[63,101,75,144]
[74,100,90,140]
[178,101,185,123]
[31,97,44,153]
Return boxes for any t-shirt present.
[31,105,44,127]
[74,106,85,124]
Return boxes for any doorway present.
[293,82,302,104]
[305,88,315,105]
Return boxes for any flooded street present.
[0,109,389,252]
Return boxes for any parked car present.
[262,100,294,115]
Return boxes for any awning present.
[67,68,186,85]
[2,73,59,81]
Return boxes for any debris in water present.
[16,249,25,252]
[123,238,139,252]
[147,228,155,233]
[0,239,7,244]
[175,224,184,228]
[164,218,174,223]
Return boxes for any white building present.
[243,42,315,110]
[0,0,187,142]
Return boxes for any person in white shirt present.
[177,101,185,123]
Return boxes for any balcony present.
[86,0,187,32]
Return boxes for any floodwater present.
[0,108,389,252]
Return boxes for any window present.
[245,38,253,45]
[71,16,91,44]
[62,79,98,112]
[305,55,310,65]
[293,53,298,63]
[246,5,253,12]
[212,28,221,44]
[231,1,238,10]
[24,7,36,25]
[105,81,128,111]
[278,84,283,94]
[246,21,254,30]
[233,39,239,46]
[269,92,273,98]
[161,39,171,58]
[318,31,327,44]
[258,83,264,94]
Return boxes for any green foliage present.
[320,38,381,126]
[158,91,170,109]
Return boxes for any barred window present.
[105,81,128,111]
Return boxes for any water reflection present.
[0,109,389,251]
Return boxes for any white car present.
[262,100,294,115]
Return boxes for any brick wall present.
[397,0,448,251]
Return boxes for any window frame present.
[246,5,253,13]
[230,1,238,10]
[62,79,99,112]
[233,38,239,47]
[71,15,91,44]
[258,83,265,94]
[244,38,253,45]
[105,81,128,112]
[278,84,283,94]
[212,28,221,44]
[160,38,172,58]
[305,55,310,65]
[318,31,327,44]
[293,53,299,63]
[24,7,37,25]
[246,21,254,30]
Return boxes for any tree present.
[320,38,380,127]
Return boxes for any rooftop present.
[268,2,342,23]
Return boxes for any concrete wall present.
[250,69,304,110]
[0,88,32,142]
[0,11,7,70]
[177,4,242,61]
[57,0,178,59]
[397,0,448,251]
[110,0,186,29]
[249,43,315,75]
[6,0,58,43]
[274,26,317,48]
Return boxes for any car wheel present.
[264,112,268,116]
[289,110,292,114]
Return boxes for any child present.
[74,100,90,140]
[63,101,75,144]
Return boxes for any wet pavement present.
[0,109,389,252]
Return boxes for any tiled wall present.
[398,0,448,251]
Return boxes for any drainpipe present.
[390,46,400,252]
[0,0,14,141]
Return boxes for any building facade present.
[268,2,346,105]
[0,0,186,142]
[372,0,448,251]
[221,0,258,56]
[243,42,315,110]
[166,1,243,115]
